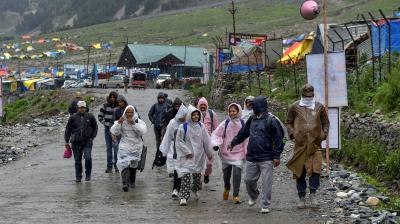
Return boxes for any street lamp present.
[203,50,208,83]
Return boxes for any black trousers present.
[173,170,181,192]
[121,168,137,186]
[296,166,320,198]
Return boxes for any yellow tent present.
[92,43,101,49]
[279,33,315,64]
[23,79,42,92]
[4,53,12,59]
[52,38,61,42]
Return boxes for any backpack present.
[182,122,202,141]
[249,113,288,147]
[223,119,245,138]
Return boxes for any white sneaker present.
[248,199,256,207]
[309,194,319,208]
[261,208,270,214]
[194,191,199,201]
[172,189,179,200]
[180,198,187,206]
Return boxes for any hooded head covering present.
[197,97,209,110]
[187,105,202,125]
[173,97,183,107]
[122,105,139,121]
[243,96,255,110]
[228,103,242,120]
[252,96,268,115]
[158,92,166,99]
[117,95,128,105]
[175,104,188,121]
[108,91,118,105]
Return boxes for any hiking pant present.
[124,83,128,93]
[154,126,163,152]
[179,173,202,200]
[173,170,181,192]
[121,168,137,186]
[223,165,242,197]
[105,127,118,169]
[296,166,320,198]
[245,161,273,209]
[72,141,93,180]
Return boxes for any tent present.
[223,44,264,73]
[279,32,315,64]
[371,19,400,56]
[23,79,43,92]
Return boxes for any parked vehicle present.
[156,74,171,88]
[131,72,146,89]
[98,75,125,89]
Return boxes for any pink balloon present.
[300,0,320,20]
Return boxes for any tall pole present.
[229,1,238,45]
[323,0,330,176]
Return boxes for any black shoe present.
[85,176,91,181]
[115,168,119,173]
[105,168,113,173]
[204,175,210,184]
[130,182,136,188]
[76,178,82,183]
[122,184,129,192]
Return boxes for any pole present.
[229,1,238,45]
[0,75,3,118]
[369,12,382,81]
[379,9,391,74]
[323,0,330,176]
[362,14,375,83]
[86,46,92,87]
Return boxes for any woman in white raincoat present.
[241,96,255,122]
[174,105,213,206]
[111,105,147,192]
[160,104,188,199]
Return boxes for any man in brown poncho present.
[286,84,329,209]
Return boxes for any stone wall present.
[342,111,400,151]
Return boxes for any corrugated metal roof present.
[126,44,207,68]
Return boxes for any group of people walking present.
[64,84,329,213]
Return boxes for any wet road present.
[0,89,324,224]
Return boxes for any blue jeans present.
[72,141,93,179]
[105,127,118,169]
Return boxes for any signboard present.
[0,77,3,117]
[322,107,340,149]
[229,33,267,46]
[306,52,348,107]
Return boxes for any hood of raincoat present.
[173,97,183,107]
[117,95,128,107]
[187,105,202,124]
[157,92,166,100]
[108,91,118,104]
[197,97,209,110]
[252,96,268,115]
[175,104,188,121]
[228,103,243,120]
[123,105,139,121]
[243,96,255,110]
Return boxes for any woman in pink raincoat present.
[197,97,218,184]
[211,103,247,204]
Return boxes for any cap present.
[77,101,87,108]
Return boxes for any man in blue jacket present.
[229,96,284,214]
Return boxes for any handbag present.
[137,145,147,172]
[64,145,72,159]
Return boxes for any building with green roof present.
[117,44,209,78]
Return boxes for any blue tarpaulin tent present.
[371,19,400,56]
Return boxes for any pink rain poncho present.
[110,106,147,171]
[159,104,188,174]
[211,103,247,169]
[174,106,213,178]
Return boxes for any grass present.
[2,89,70,124]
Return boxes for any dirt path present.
[0,88,325,224]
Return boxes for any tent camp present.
[279,32,315,64]
[223,44,264,73]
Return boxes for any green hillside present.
[3,0,399,66]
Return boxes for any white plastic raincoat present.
[174,106,213,178]
[241,96,255,122]
[159,104,188,174]
[110,105,147,171]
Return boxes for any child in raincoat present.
[175,106,213,206]
[211,103,247,204]
[111,105,147,192]
[159,104,188,199]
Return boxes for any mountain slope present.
[0,0,228,34]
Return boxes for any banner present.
[229,33,267,46]
[322,108,340,149]
[306,52,348,107]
